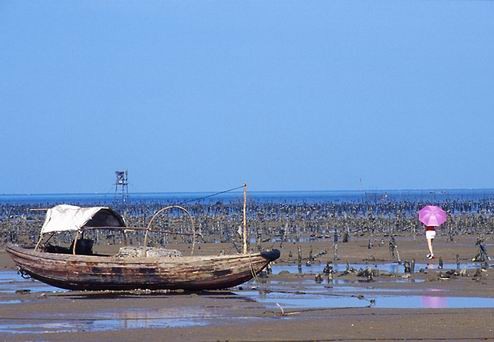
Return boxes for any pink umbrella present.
[418,205,447,227]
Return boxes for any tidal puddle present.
[0,307,212,334]
[257,279,427,295]
[271,262,485,275]
[238,287,494,310]
[239,290,372,309]
[0,271,65,294]
[371,295,494,309]
[264,277,425,287]
[0,299,21,304]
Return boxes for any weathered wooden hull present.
[6,244,280,291]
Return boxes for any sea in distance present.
[1,189,494,205]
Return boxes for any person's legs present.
[425,229,436,259]
[427,237,434,257]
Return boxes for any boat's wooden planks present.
[6,244,277,290]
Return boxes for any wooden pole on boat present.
[243,183,248,254]
[72,230,80,255]
[34,233,44,252]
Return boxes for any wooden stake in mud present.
[333,228,339,262]
[243,183,248,254]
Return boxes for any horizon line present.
[1,187,494,197]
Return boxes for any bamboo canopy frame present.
[33,205,198,256]
[143,205,196,256]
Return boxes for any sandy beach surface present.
[1,236,494,341]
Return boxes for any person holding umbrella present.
[418,205,447,260]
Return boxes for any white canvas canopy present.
[41,204,126,235]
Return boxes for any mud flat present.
[1,237,494,341]
[1,276,494,341]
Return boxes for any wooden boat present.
[6,244,279,291]
[6,200,280,291]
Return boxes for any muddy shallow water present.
[270,261,486,275]
[238,288,494,310]
[2,266,494,336]
[1,237,494,341]
[0,307,214,334]
[0,270,66,294]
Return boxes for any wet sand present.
[79,309,494,341]
[5,307,494,341]
[1,236,494,341]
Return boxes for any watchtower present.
[114,170,128,202]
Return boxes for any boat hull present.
[6,244,279,291]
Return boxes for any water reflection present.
[0,307,212,334]
[0,271,65,294]
[271,262,485,275]
[421,296,448,309]
[0,299,21,304]
[238,288,494,310]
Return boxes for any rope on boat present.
[184,184,262,285]
[248,251,260,284]
[17,267,31,280]
[182,185,245,204]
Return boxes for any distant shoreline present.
[2,187,494,197]
[1,189,494,206]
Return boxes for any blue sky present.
[1,1,493,194]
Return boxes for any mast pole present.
[243,183,248,254]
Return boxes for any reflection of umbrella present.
[421,296,448,309]
[418,205,447,227]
